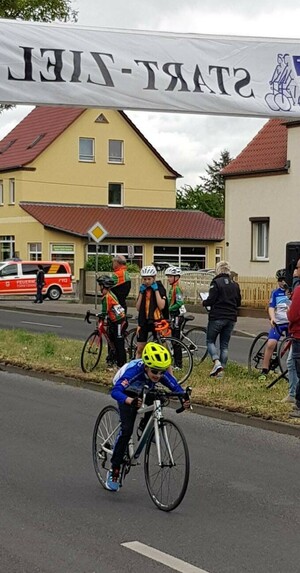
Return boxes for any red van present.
[0,260,73,300]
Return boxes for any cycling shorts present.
[268,323,288,341]
[136,323,157,343]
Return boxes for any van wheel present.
[47,286,62,301]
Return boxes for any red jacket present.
[287,286,300,339]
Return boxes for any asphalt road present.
[0,308,252,366]
[1,369,299,573]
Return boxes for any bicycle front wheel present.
[278,336,293,377]
[144,419,190,511]
[183,326,207,365]
[160,335,193,385]
[248,332,268,374]
[124,327,137,361]
[92,405,120,489]
[81,331,103,372]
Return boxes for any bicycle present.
[176,314,208,364]
[128,319,193,385]
[92,385,192,511]
[248,325,292,381]
[81,311,137,373]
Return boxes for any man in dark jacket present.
[35,264,45,304]
[202,261,241,377]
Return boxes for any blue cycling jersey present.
[111,359,184,404]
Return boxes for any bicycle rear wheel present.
[81,331,103,372]
[278,336,293,377]
[144,419,190,511]
[124,327,137,361]
[248,332,268,374]
[183,326,207,365]
[92,405,120,488]
[160,336,193,385]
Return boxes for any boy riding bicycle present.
[106,342,190,491]
[97,275,127,368]
[258,269,291,381]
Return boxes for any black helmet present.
[275,268,286,281]
[97,275,114,288]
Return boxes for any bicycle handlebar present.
[84,310,106,324]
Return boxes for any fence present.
[84,271,277,309]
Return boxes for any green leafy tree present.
[176,149,232,218]
[0,0,77,114]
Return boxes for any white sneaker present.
[216,371,224,379]
[209,360,223,377]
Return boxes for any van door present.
[20,262,39,294]
[0,263,19,294]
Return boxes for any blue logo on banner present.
[265,53,300,112]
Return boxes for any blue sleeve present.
[111,362,145,404]
[269,289,277,308]
[161,371,185,394]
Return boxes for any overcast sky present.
[1,0,300,187]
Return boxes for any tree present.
[0,0,77,114]
[176,149,232,218]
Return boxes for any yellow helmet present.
[142,342,172,370]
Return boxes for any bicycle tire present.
[144,418,190,511]
[183,326,207,364]
[92,405,120,489]
[159,335,193,385]
[81,331,103,372]
[124,327,137,361]
[278,336,293,377]
[248,332,268,374]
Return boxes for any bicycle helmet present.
[140,265,157,277]
[165,266,181,276]
[275,268,286,281]
[97,275,115,288]
[142,342,172,370]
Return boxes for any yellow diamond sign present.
[87,221,108,243]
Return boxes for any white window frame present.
[0,180,3,205]
[0,235,15,259]
[251,219,269,261]
[28,242,42,261]
[108,182,123,206]
[9,178,15,205]
[108,140,124,163]
[215,247,222,266]
[79,137,95,162]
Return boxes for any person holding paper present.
[202,261,241,378]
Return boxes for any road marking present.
[121,541,210,573]
[21,321,62,328]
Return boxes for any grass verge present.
[0,328,298,426]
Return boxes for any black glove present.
[131,397,140,409]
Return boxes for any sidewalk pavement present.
[0,297,270,338]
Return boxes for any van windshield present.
[0,263,18,277]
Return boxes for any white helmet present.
[140,265,157,277]
[165,266,181,276]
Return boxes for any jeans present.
[206,319,235,367]
[292,339,300,406]
[287,346,299,398]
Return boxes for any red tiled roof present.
[0,107,84,170]
[0,107,181,177]
[222,119,288,176]
[20,203,224,241]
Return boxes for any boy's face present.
[142,276,155,287]
[99,285,108,295]
[145,365,167,382]
[166,274,176,285]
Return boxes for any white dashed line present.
[21,321,62,328]
[122,541,211,573]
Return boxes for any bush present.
[84,255,113,271]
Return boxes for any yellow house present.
[0,106,224,278]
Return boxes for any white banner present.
[1,18,300,117]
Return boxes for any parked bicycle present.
[80,311,136,373]
[248,326,292,380]
[177,314,208,364]
[92,385,192,511]
[128,319,193,385]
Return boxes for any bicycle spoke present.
[92,406,120,488]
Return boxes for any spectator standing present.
[111,255,131,315]
[34,264,45,304]
[202,261,241,378]
[287,261,300,417]
[136,265,168,358]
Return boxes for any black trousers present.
[111,402,137,470]
[107,321,126,367]
[171,315,184,367]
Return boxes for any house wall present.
[14,109,176,209]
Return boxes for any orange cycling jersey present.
[101,291,126,322]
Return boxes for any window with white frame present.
[28,242,42,261]
[108,182,123,206]
[0,180,3,205]
[9,178,15,204]
[86,243,143,267]
[215,247,222,266]
[50,243,75,274]
[153,245,206,270]
[0,235,15,260]
[79,137,95,162]
[108,140,124,163]
[250,218,269,261]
